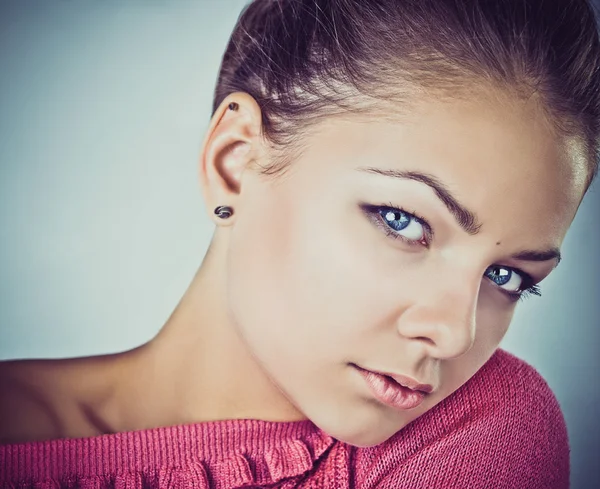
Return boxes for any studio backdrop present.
[0,1,598,487]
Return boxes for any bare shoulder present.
[0,358,65,443]
[0,356,116,444]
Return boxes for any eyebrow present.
[357,167,483,235]
[357,166,562,266]
[512,248,562,266]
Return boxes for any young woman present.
[1,0,599,488]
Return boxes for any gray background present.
[0,1,598,486]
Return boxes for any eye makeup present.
[359,201,543,302]
[359,202,433,247]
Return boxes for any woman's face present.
[223,92,587,447]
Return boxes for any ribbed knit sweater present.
[0,349,569,488]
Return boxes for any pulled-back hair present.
[213,0,600,189]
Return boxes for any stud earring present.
[214,205,234,219]
[228,102,239,111]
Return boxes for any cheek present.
[437,294,513,398]
[225,189,398,363]
[476,287,515,350]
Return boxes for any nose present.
[395,269,480,360]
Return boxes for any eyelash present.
[361,202,433,247]
[361,202,542,302]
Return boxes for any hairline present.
[254,78,597,190]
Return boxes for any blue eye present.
[361,203,542,302]
[484,265,542,301]
[361,203,430,245]
[485,266,521,289]
[380,208,427,244]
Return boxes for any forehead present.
[290,93,587,244]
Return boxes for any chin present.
[330,423,399,448]
[307,404,405,448]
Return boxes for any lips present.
[381,372,433,394]
[353,364,433,411]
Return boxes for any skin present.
[0,88,588,447]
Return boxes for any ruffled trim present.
[0,419,335,488]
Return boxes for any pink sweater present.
[0,349,569,488]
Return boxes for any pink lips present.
[385,372,433,394]
[355,366,432,411]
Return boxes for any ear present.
[199,91,264,225]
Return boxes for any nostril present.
[415,336,435,346]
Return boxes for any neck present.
[108,230,306,433]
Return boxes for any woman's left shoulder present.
[417,347,568,442]
[350,348,569,489]
[471,347,565,409]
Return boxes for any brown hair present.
[212,0,600,189]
